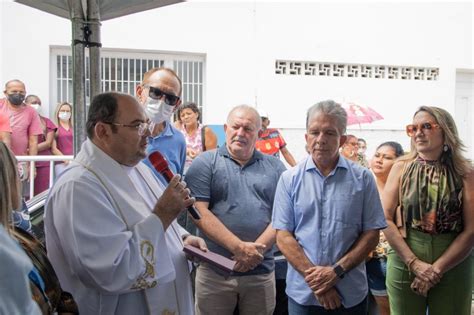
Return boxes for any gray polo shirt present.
[185,145,286,275]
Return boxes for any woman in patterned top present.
[367,141,404,315]
[383,106,474,315]
[174,102,217,171]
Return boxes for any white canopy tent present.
[14,0,183,154]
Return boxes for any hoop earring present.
[443,144,449,152]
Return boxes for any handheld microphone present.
[148,151,201,220]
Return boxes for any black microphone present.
[148,151,201,220]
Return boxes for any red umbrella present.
[342,102,383,126]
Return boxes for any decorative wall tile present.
[275,60,439,81]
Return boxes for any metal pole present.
[87,0,101,100]
[68,0,87,156]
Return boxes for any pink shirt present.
[56,124,73,155]
[0,98,42,155]
[0,110,11,132]
[37,117,57,167]
[179,123,204,168]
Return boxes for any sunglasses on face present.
[406,122,440,137]
[144,85,180,106]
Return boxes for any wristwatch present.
[333,264,345,279]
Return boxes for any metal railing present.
[16,155,75,199]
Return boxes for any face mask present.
[7,93,25,106]
[145,98,174,124]
[30,104,41,114]
[59,112,71,121]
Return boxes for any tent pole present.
[88,0,101,101]
[69,0,87,156]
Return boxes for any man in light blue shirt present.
[136,67,186,185]
[143,121,186,183]
[272,100,386,314]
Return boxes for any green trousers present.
[386,229,472,315]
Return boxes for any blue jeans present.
[288,296,367,315]
[366,258,388,296]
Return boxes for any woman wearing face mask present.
[174,102,217,171]
[25,95,57,195]
[367,141,404,315]
[52,102,73,176]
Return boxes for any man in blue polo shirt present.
[136,67,186,184]
[272,100,386,314]
[186,105,286,315]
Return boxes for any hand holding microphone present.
[149,151,202,221]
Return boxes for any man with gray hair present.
[185,105,286,314]
[272,100,386,314]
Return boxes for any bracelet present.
[406,257,418,272]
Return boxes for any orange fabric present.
[255,128,286,157]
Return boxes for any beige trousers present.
[195,263,276,315]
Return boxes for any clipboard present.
[183,244,236,275]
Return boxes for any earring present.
[443,144,449,152]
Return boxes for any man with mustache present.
[185,105,286,315]
[272,100,386,314]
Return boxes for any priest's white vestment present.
[44,139,193,315]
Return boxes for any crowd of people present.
[0,69,473,315]
[0,80,74,199]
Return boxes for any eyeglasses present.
[406,122,440,137]
[103,121,153,136]
[144,85,180,106]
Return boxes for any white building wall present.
[1,1,472,161]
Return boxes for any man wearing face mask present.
[135,67,186,185]
[0,80,42,197]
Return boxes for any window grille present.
[52,48,204,109]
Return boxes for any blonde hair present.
[400,106,472,177]
[0,142,21,232]
[55,102,73,127]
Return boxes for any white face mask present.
[30,104,41,114]
[145,98,175,124]
[59,111,71,121]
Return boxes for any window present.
[51,47,205,109]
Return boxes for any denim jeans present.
[288,296,367,315]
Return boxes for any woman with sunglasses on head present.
[0,142,41,314]
[382,106,474,315]
[52,102,73,176]
[0,142,78,314]
[174,102,217,172]
[367,141,404,315]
